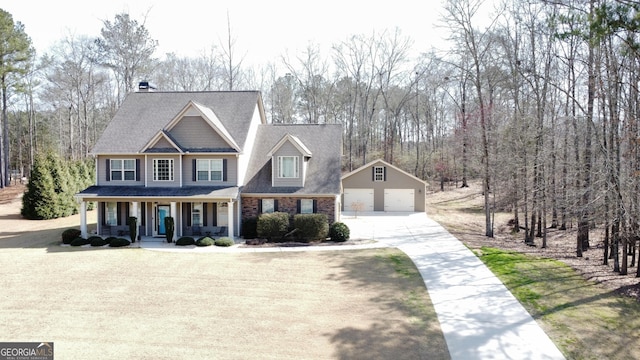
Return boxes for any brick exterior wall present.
[242,196,336,224]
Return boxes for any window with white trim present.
[153,159,174,181]
[197,159,223,181]
[110,159,136,181]
[374,166,385,182]
[262,199,275,213]
[278,156,299,178]
[192,202,203,226]
[300,199,314,214]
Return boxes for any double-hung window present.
[153,159,174,181]
[278,156,299,178]
[197,159,223,181]
[300,199,314,214]
[110,159,136,181]
[261,199,275,213]
[106,202,117,226]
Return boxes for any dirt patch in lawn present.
[0,184,449,359]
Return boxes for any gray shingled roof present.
[92,91,262,154]
[242,124,342,195]
[78,185,239,199]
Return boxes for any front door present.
[157,205,171,236]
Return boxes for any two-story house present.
[76,87,342,240]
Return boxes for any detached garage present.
[341,159,427,212]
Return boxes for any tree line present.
[2,1,640,276]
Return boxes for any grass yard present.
[428,183,640,360]
[0,186,449,359]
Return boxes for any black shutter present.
[257,199,262,214]
[213,203,218,226]
[101,202,106,225]
[372,167,375,181]
[106,159,110,181]
[313,200,318,213]
[223,159,228,181]
[274,200,279,212]
[296,199,301,213]
[135,159,140,181]
[383,167,387,181]
[141,202,146,226]
[186,203,192,226]
[124,203,130,225]
[192,159,197,181]
[203,203,208,226]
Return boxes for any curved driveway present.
[341,212,565,360]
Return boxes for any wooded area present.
[1,0,640,271]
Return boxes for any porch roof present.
[77,185,239,200]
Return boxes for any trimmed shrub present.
[175,236,195,246]
[196,237,214,246]
[257,212,290,241]
[109,238,131,247]
[104,237,118,244]
[61,229,82,244]
[329,222,350,242]
[90,237,109,247]
[165,217,175,243]
[293,214,329,242]
[242,217,258,239]
[70,237,90,246]
[215,237,235,247]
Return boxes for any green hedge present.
[61,229,82,244]
[242,217,258,239]
[109,238,131,247]
[175,236,195,246]
[257,212,290,241]
[196,237,214,246]
[215,237,235,247]
[90,237,109,247]
[329,222,350,242]
[70,237,90,246]
[293,214,329,242]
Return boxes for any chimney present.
[138,81,157,92]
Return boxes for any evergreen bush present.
[61,229,82,244]
[257,212,290,241]
[242,217,258,239]
[70,237,90,246]
[293,214,329,242]
[165,217,175,243]
[109,238,131,247]
[215,237,235,247]
[90,237,109,247]
[196,237,214,246]
[176,236,195,246]
[329,222,350,242]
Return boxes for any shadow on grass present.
[320,250,450,360]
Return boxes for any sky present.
[2,0,466,67]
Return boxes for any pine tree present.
[21,154,57,219]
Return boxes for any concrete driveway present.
[341,212,565,360]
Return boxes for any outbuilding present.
[341,159,427,212]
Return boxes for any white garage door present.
[384,189,415,212]
[344,188,374,212]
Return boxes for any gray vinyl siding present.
[169,116,232,150]
[151,136,174,149]
[183,155,238,186]
[96,155,145,186]
[272,142,304,187]
[146,155,180,187]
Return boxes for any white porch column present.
[132,202,140,240]
[80,201,88,238]
[227,201,234,239]
[170,202,178,237]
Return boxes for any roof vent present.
[138,81,157,92]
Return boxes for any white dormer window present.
[278,156,299,178]
[153,159,174,181]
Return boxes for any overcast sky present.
[3,0,476,67]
